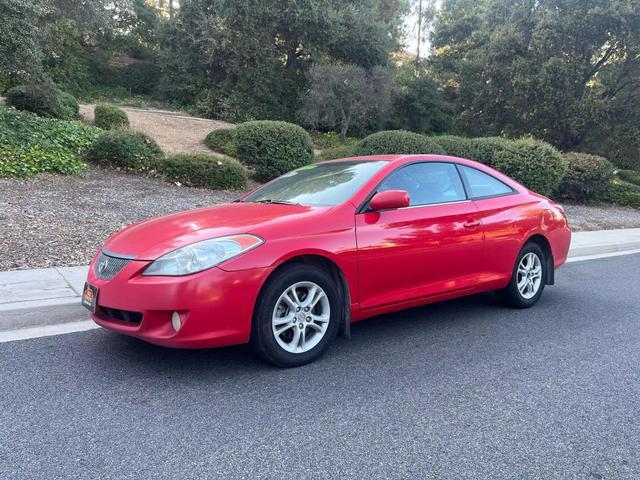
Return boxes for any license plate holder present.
[81,282,99,313]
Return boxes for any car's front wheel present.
[497,242,546,308]
[251,263,340,367]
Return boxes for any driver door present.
[355,162,484,310]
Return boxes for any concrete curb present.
[1,228,640,333]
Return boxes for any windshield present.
[242,161,387,207]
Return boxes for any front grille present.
[99,306,143,324]
[94,251,131,280]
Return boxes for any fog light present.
[171,311,182,332]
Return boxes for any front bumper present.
[87,258,272,348]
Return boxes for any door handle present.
[463,220,481,229]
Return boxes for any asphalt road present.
[1,255,639,479]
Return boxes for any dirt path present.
[79,104,233,155]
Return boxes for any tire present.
[251,263,341,367]
[496,242,546,308]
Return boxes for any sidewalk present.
[2,228,640,332]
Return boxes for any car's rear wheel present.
[251,263,340,367]
[497,243,546,308]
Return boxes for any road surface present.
[1,255,639,479]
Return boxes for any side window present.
[378,162,466,207]
[459,165,514,199]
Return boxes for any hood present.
[103,202,326,260]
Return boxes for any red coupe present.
[83,155,571,366]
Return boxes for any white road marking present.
[567,248,640,263]
[0,320,100,344]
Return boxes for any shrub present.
[617,169,640,187]
[0,107,100,177]
[120,62,162,95]
[5,83,78,120]
[311,131,360,150]
[60,92,80,119]
[433,135,510,166]
[606,182,640,208]
[205,128,237,157]
[159,154,247,190]
[235,120,314,181]
[354,130,445,156]
[85,129,163,171]
[315,145,356,162]
[94,104,129,130]
[492,137,567,196]
[557,152,614,200]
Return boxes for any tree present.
[298,63,393,139]
[431,0,640,167]
[0,0,41,88]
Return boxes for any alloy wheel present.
[517,252,543,299]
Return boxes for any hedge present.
[606,182,640,208]
[557,152,614,201]
[205,128,238,157]
[159,154,247,190]
[5,83,79,120]
[315,145,356,162]
[94,104,129,130]
[85,129,163,171]
[235,120,314,181]
[492,137,567,195]
[617,169,640,187]
[354,130,445,156]
[0,107,100,177]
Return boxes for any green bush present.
[94,104,129,130]
[617,169,640,187]
[85,129,163,171]
[492,137,567,196]
[235,120,314,181]
[60,92,80,119]
[315,145,356,162]
[205,128,237,157]
[557,152,614,201]
[5,83,79,120]
[606,182,640,208]
[354,130,445,156]
[120,62,162,95]
[0,107,100,177]
[433,135,511,166]
[159,154,247,190]
[311,131,360,150]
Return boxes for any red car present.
[83,155,571,366]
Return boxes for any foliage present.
[157,1,402,122]
[0,0,41,86]
[159,154,247,190]
[431,0,640,168]
[354,130,445,156]
[5,83,79,120]
[299,63,393,139]
[205,128,238,157]
[605,182,640,209]
[557,152,614,201]
[85,129,163,171]
[60,92,80,119]
[388,66,452,134]
[0,107,100,177]
[616,170,640,187]
[94,104,129,130]
[315,145,357,162]
[492,137,567,196]
[235,120,314,181]
[311,131,360,150]
[119,62,162,95]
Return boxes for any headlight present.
[142,234,264,276]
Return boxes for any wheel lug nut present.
[296,307,301,312]
[306,317,311,322]
[304,307,309,312]
[298,323,303,329]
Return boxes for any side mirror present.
[369,190,410,211]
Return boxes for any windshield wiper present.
[254,199,301,205]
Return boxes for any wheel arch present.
[254,254,352,339]
[524,233,555,285]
